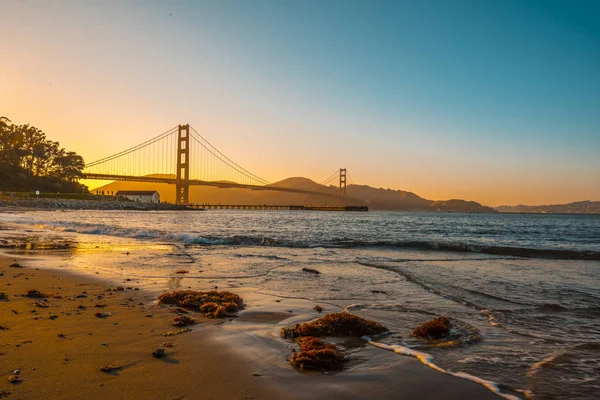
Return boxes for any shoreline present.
[0,198,196,212]
[0,252,504,399]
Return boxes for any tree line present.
[0,117,87,192]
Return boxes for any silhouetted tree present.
[0,117,87,191]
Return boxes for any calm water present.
[1,210,599,399]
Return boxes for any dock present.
[190,204,368,211]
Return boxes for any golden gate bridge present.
[84,124,354,205]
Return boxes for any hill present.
[496,201,600,214]
[93,176,494,212]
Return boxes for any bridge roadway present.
[84,173,360,202]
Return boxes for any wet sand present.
[0,254,502,399]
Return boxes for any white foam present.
[343,304,362,312]
[363,336,520,400]
[481,309,501,326]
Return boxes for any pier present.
[191,204,368,211]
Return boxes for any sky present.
[1,0,599,206]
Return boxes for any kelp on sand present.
[158,290,244,318]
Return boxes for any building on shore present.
[115,190,160,204]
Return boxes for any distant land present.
[496,201,600,214]
[94,175,495,212]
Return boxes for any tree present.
[20,124,46,176]
[0,117,87,191]
[55,151,85,182]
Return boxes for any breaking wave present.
[363,337,520,400]
[5,220,600,260]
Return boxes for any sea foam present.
[362,336,520,400]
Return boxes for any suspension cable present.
[85,126,178,167]
[318,170,340,185]
[189,127,270,185]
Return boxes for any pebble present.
[151,348,165,358]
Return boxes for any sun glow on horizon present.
[1,1,599,207]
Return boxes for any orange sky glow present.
[1,2,599,207]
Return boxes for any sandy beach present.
[0,250,504,400]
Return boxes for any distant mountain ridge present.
[94,176,495,212]
[496,201,600,214]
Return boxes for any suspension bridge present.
[84,124,358,205]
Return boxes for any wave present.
[355,261,492,312]
[527,342,600,399]
[363,337,520,400]
[9,221,600,260]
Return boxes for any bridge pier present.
[176,124,190,205]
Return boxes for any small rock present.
[99,364,120,373]
[25,289,47,298]
[151,348,165,358]
[302,268,321,275]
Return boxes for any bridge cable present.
[188,132,269,185]
[318,170,340,186]
[85,126,178,168]
[189,127,271,185]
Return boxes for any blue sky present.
[1,0,599,205]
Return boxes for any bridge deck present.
[83,173,364,203]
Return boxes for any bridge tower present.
[176,124,190,205]
[339,168,347,202]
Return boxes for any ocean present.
[1,210,599,399]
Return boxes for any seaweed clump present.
[170,315,196,327]
[157,290,244,318]
[163,328,192,337]
[411,316,483,346]
[289,337,344,370]
[411,316,451,339]
[281,312,388,339]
